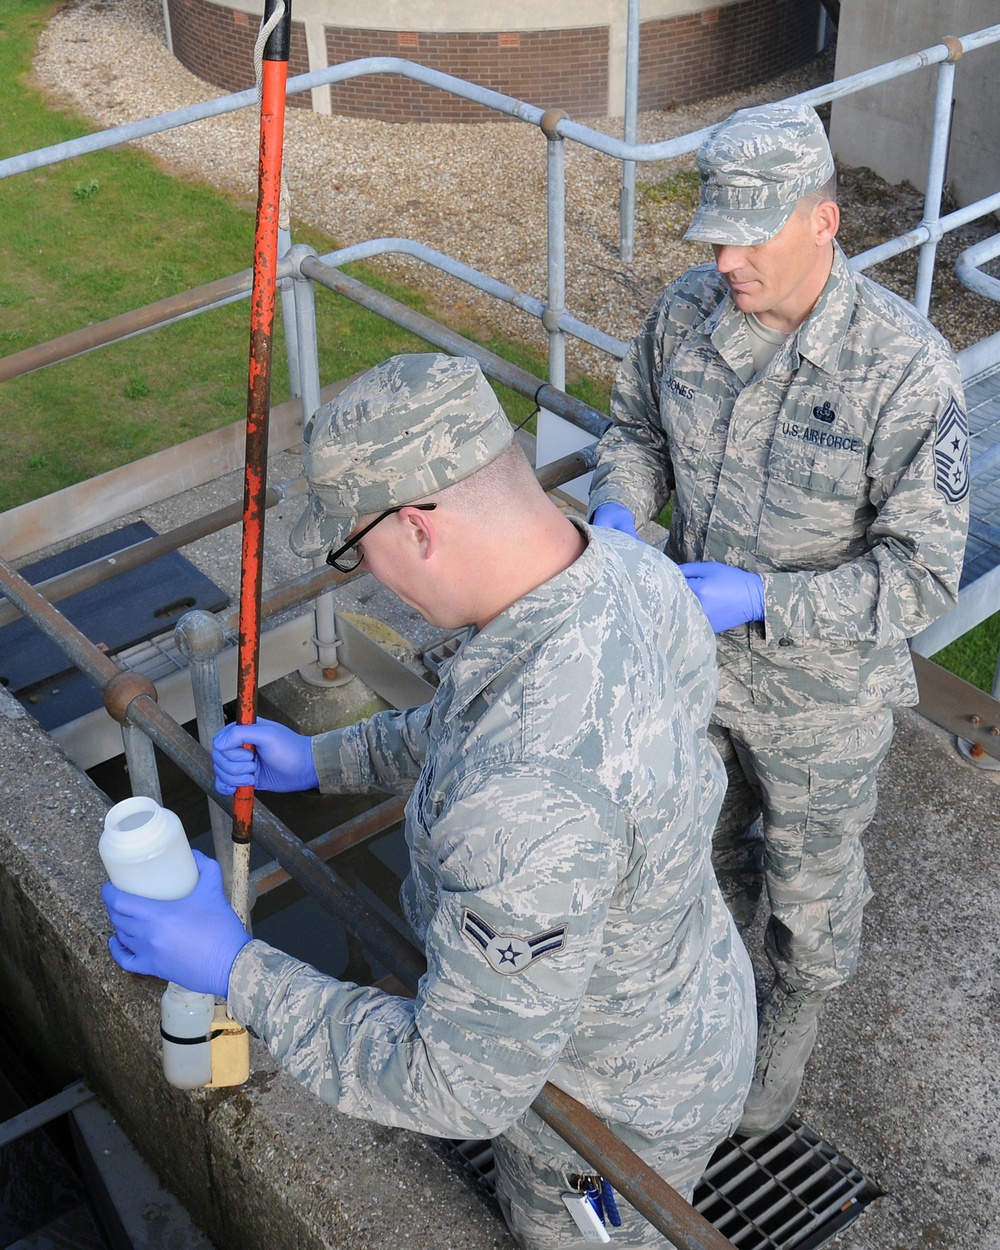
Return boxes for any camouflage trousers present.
[709,706,894,995]
[492,1105,743,1250]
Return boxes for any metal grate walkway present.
[964,360,1000,589]
[447,1116,882,1250]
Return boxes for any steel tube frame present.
[0,271,254,384]
[0,481,303,630]
[2,27,996,393]
[913,58,957,315]
[619,0,640,264]
[546,120,567,397]
[249,796,408,897]
[296,251,611,441]
[5,28,997,181]
[175,609,237,892]
[284,249,347,686]
[955,232,1000,302]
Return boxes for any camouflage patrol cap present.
[684,102,835,246]
[289,353,514,558]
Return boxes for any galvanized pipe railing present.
[0,271,254,383]
[295,250,611,442]
[313,237,630,360]
[955,232,1000,304]
[0,479,306,630]
[912,45,960,315]
[3,27,998,406]
[5,31,998,179]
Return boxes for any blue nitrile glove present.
[102,850,251,998]
[212,716,319,795]
[678,561,765,633]
[590,502,638,538]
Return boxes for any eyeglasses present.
[325,503,437,573]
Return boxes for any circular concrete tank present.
[163,0,826,121]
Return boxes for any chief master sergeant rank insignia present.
[934,395,970,503]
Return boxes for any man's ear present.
[401,504,438,559]
[815,198,840,246]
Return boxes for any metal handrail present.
[2,25,999,340]
[0,479,305,629]
[955,232,1000,303]
[2,27,997,174]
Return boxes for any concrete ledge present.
[0,685,511,1250]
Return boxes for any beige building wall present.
[829,1,1000,210]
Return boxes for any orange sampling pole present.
[232,0,292,924]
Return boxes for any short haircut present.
[426,438,539,515]
[799,172,838,209]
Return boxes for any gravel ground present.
[31,0,1000,388]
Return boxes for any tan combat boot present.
[736,981,826,1137]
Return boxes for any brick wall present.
[166,0,312,109]
[639,0,822,110]
[166,1,823,123]
[324,27,609,123]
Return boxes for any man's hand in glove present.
[590,502,639,539]
[678,561,765,633]
[102,850,251,999]
[212,716,319,795]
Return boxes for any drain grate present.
[446,1116,882,1250]
[693,1117,883,1248]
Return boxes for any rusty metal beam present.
[0,272,254,383]
[0,481,305,630]
[250,795,407,896]
[913,652,1000,762]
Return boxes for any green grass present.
[934,610,1000,695]
[0,0,601,511]
[638,168,701,210]
[1,1,996,694]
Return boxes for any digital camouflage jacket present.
[590,243,969,719]
[228,527,755,1162]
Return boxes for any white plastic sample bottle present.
[99,796,214,1089]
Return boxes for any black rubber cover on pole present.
[263,0,292,61]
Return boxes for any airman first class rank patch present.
[934,396,970,503]
[462,908,568,975]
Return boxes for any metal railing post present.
[535,110,595,505]
[285,245,352,689]
[121,723,162,804]
[619,0,640,263]
[543,110,568,398]
[175,609,235,894]
[278,226,300,399]
[914,40,961,314]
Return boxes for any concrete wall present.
[829,1,1000,209]
[163,0,825,121]
[0,685,510,1250]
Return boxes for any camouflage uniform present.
[228,525,755,1246]
[589,239,969,992]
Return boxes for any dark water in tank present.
[86,720,413,987]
